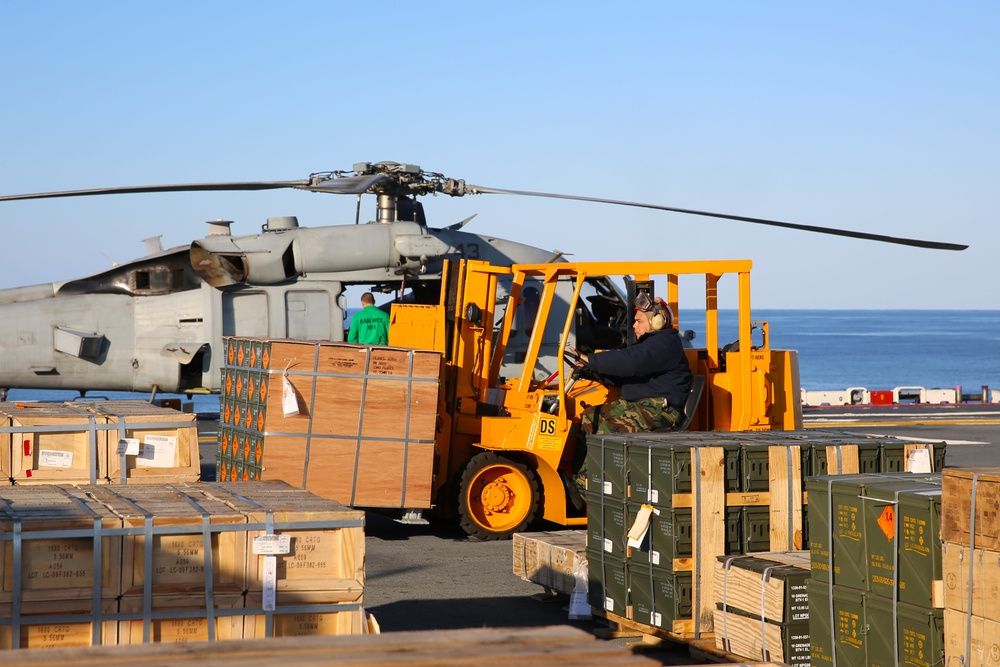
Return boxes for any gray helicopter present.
[0,161,966,399]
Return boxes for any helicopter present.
[0,161,966,400]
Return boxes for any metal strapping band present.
[265,512,275,638]
[0,498,22,648]
[50,485,106,644]
[760,565,776,662]
[349,347,372,505]
[785,445,795,550]
[826,476,836,667]
[965,472,979,663]
[302,344,320,489]
[172,485,218,641]
[693,446,702,639]
[143,514,155,643]
[400,350,414,507]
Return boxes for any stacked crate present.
[940,467,1000,666]
[512,530,587,594]
[0,481,365,650]
[77,401,200,484]
[0,401,199,485]
[712,551,811,667]
[584,430,944,637]
[218,337,441,509]
[806,472,943,667]
[0,485,122,649]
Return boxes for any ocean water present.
[679,309,1000,392]
[6,310,999,410]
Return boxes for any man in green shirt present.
[347,292,390,345]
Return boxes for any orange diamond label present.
[256,441,263,463]
[257,412,265,431]
[260,380,268,402]
[227,344,234,364]
[225,372,233,395]
[262,347,270,369]
[248,377,256,400]
[877,505,895,541]
[237,344,245,366]
[250,346,257,367]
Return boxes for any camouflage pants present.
[580,397,681,435]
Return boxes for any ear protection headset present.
[648,299,670,331]
[635,294,671,331]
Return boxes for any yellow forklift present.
[387,258,802,539]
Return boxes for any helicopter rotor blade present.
[0,181,318,202]
[467,185,968,251]
[0,174,390,202]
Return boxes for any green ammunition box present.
[864,593,944,667]
[585,496,628,560]
[587,552,628,617]
[879,439,946,473]
[627,503,740,566]
[628,561,691,630]
[861,479,941,607]
[807,473,940,585]
[808,578,868,667]
[627,440,740,506]
[811,440,881,475]
[742,505,772,553]
[583,435,628,500]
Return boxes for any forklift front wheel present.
[458,452,541,540]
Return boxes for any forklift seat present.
[655,374,705,433]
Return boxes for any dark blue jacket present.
[587,329,692,407]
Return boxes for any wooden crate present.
[85,485,248,598]
[118,593,244,644]
[944,608,1000,667]
[243,591,366,639]
[219,339,440,508]
[0,625,664,666]
[713,608,810,667]
[217,481,365,603]
[512,530,587,594]
[2,404,109,484]
[714,551,810,625]
[942,467,1000,550]
[76,401,200,483]
[942,541,1000,618]
[0,485,122,603]
[0,598,118,649]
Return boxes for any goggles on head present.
[634,292,654,312]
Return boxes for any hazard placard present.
[877,505,896,540]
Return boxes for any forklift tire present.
[458,452,541,540]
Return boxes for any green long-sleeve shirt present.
[347,304,390,345]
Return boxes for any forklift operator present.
[571,294,692,434]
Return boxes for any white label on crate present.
[907,448,932,473]
[604,597,614,611]
[649,489,659,504]
[137,435,176,468]
[651,612,662,627]
[651,550,660,565]
[262,555,277,611]
[39,450,73,468]
[253,534,291,555]
[603,481,612,495]
[603,538,613,553]
[117,438,140,456]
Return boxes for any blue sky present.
[0,2,995,309]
